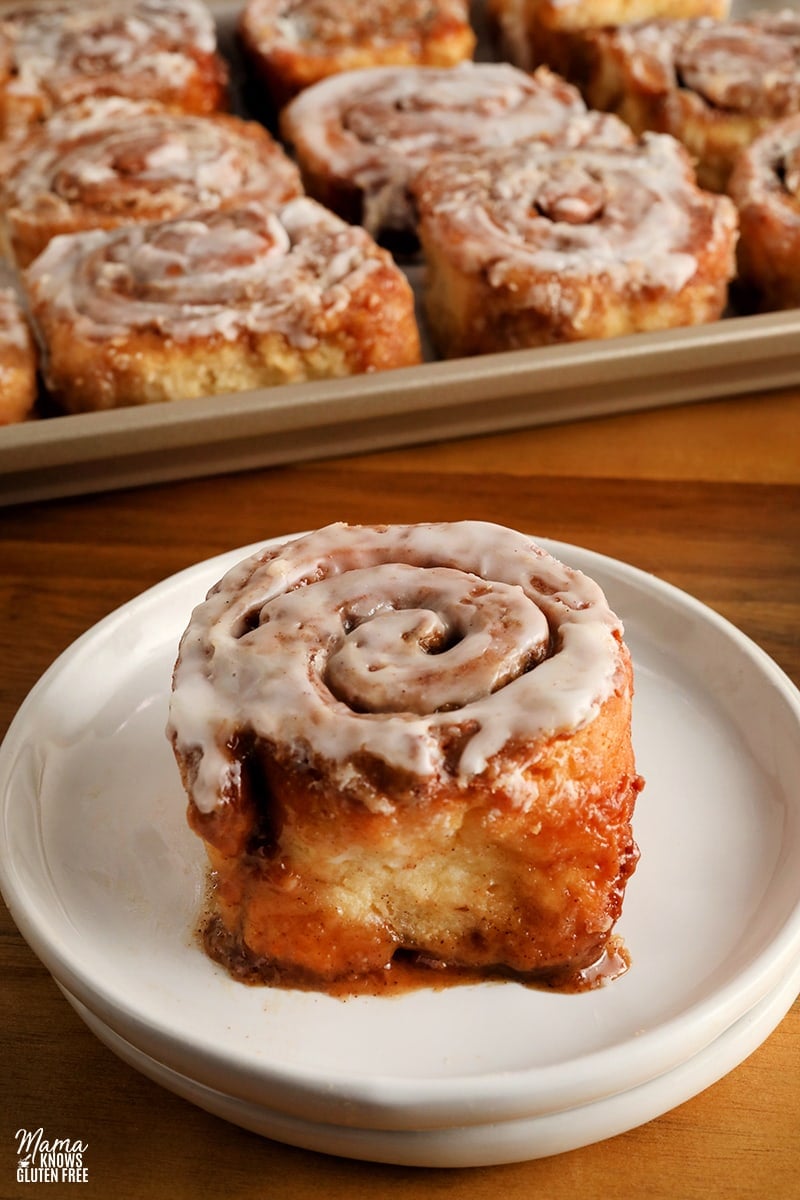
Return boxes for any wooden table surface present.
[1,387,799,1199]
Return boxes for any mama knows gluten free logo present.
[15,1128,88,1185]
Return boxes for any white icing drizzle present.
[609,12,800,118]
[0,0,220,107]
[281,62,633,235]
[414,133,737,299]
[167,522,627,815]
[243,0,471,52]
[4,98,301,222]
[23,197,393,346]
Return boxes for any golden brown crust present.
[2,99,304,269]
[412,134,738,358]
[0,0,228,143]
[238,0,476,110]
[728,113,800,311]
[0,286,37,424]
[582,12,800,192]
[194,674,641,987]
[23,199,421,413]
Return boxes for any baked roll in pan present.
[2,98,303,269]
[238,0,476,110]
[487,0,729,79]
[729,113,800,311]
[412,133,738,357]
[281,62,635,245]
[583,10,800,192]
[0,0,228,143]
[23,198,422,413]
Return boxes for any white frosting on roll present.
[4,99,301,220]
[414,133,736,300]
[168,522,627,814]
[611,12,800,117]
[281,62,633,235]
[2,0,219,102]
[24,198,389,347]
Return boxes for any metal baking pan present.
[0,0,796,507]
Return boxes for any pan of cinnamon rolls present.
[1,0,799,427]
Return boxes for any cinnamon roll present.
[280,62,635,245]
[238,0,476,111]
[413,133,738,357]
[583,10,800,192]
[728,114,800,311]
[0,285,37,423]
[23,199,421,413]
[167,521,643,992]
[0,0,228,143]
[2,98,303,269]
[487,0,729,80]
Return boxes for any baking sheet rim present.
[2,307,800,506]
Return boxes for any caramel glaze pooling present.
[167,521,628,819]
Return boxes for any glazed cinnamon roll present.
[23,199,421,413]
[280,62,635,244]
[0,0,228,143]
[583,10,800,192]
[728,114,800,312]
[2,98,303,269]
[413,133,738,357]
[0,285,37,424]
[238,0,476,111]
[487,0,729,79]
[167,521,643,992]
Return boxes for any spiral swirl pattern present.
[168,522,627,814]
[0,0,227,133]
[281,62,633,237]
[24,198,398,347]
[3,99,303,266]
[620,12,800,118]
[414,133,735,297]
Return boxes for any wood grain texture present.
[1,388,799,1199]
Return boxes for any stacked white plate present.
[2,537,799,1168]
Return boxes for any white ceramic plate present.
[2,537,799,1151]
[57,959,800,1168]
